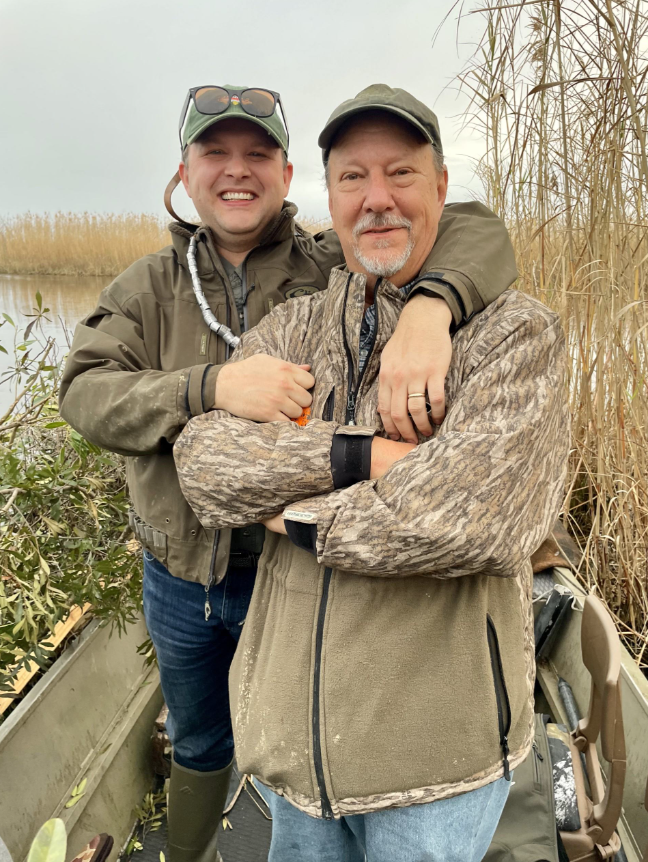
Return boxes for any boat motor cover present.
[485,714,561,862]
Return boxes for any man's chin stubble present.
[352,237,415,279]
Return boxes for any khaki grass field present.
[0,212,170,277]
[1,0,646,671]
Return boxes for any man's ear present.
[437,166,449,210]
[283,161,294,197]
[178,159,191,197]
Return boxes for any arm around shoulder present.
[409,202,518,328]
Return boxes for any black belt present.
[230,524,265,553]
[228,551,261,569]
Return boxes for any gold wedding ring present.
[407,393,427,398]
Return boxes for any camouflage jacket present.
[174,268,569,818]
[59,200,517,586]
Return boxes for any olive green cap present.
[182,85,288,153]
[318,83,443,160]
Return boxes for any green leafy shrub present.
[0,299,141,710]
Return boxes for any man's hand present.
[378,294,453,442]
[370,437,417,480]
[262,513,288,534]
[215,354,315,422]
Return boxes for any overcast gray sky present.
[0,0,487,222]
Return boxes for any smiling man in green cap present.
[176,87,293,279]
[60,83,518,861]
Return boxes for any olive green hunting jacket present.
[59,200,517,585]
[174,270,569,817]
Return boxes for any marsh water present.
[0,274,105,411]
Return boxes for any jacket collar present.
[322,267,406,382]
[168,200,299,276]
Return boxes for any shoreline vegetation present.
[0,313,143,717]
[0,212,171,278]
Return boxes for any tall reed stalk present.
[458,0,648,667]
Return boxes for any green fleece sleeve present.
[408,201,519,328]
[59,284,222,457]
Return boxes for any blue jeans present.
[142,551,256,772]
[256,775,512,862]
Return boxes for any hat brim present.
[184,108,288,153]
[318,104,441,156]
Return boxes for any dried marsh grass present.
[0,213,330,277]
[0,212,169,276]
[459,0,648,666]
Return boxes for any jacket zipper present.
[323,388,336,422]
[342,277,381,425]
[532,739,544,790]
[311,275,380,820]
[486,615,512,780]
[312,566,334,819]
[204,531,220,621]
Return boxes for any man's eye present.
[342,173,360,181]
[395,168,411,176]
[250,151,268,158]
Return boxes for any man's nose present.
[224,154,251,179]
[363,171,395,213]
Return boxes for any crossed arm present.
[174,296,569,580]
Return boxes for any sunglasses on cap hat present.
[178,85,289,149]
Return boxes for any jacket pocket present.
[322,387,336,422]
[532,739,544,792]
[486,614,512,780]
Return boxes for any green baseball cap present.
[181,85,289,153]
[318,83,443,159]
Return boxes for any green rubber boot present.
[167,757,233,862]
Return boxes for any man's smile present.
[219,190,258,203]
[362,226,404,236]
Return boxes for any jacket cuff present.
[406,278,464,331]
[331,430,374,489]
[185,364,215,419]
[284,519,318,555]
[202,364,223,411]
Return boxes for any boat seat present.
[548,595,626,861]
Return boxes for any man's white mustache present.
[352,214,412,238]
